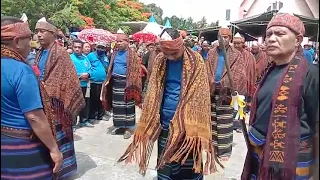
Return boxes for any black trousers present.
[142,76,147,91]
[89,83,104,120]
[79,87,90,123]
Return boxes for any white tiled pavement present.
[71,107,247,180]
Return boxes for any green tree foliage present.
[143,3,163,24]
[49,4,86,32]
[1,0,70,30]
[1,0,219,33]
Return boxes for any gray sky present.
[140,0,233,23]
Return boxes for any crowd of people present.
[1,11,319,180]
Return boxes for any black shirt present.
[142,51,151,68]
[252,63,319,138]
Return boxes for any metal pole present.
[316,23,319,49]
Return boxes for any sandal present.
[123,131,132,139]
[235,129,242,133]
[111,128,125,135]
[218,156,230,162]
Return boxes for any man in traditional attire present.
[141,40,161,97]
[206,27,247,161]
[241,12,319,180]
[86,42,110,121]
[101,34,142,139]
[34,17,85,179]
[232,33,257,132]
[118,27,218,180]
[141,42,155,91]
[200,40,210,61]
[251,41,269,85]
[1,16,63,180]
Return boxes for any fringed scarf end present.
[118,134,156,177]
[160,136,221,175]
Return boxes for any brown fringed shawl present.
[102,48,142,110]
[206,45,247,95]
[242,49,257,98]
[34,43,85,134]
[1,45,56,136]
[118,48,217,176]
[242,48,309,180]
[146,50,160,83]
[254,49,269,83]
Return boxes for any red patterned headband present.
[1,22,32,40]
[267,13,305,36]
[159,36,184,55]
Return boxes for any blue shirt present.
[215,50,225,82]
[1,58,43,130]
[160,58,183,128]
[201,51,208,61]
[87,52,109,84]
[70,53,92,87]
[38,50,49,80]
[304,49,313,64]
[27,51,36,65]
[112,51,128,76]
[192,46,198,51]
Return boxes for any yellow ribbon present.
[230,95,246,120]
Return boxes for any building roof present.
[231,10,319,37]
[187,26,258,42]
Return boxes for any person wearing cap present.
[86,41,110,121]
[304,42,315,57]
[1,16,63,179]
[251,41,270,85]
[241,13,319,180]
[101,34,142,139]
[303,43,314,64]
[232,33,256,132]
[201,40,210,61]
[34,17,84,179]
[141,42,155,91]
[206,26,247,161]
[70,39,94,128]
[118,27,218,179]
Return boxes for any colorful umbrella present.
[78,28,116,45]
[132,31,157,43]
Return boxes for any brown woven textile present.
[34,43,85,133]
[1,22,32,40]
[102,48,142,110]
[206,45,247,95]
[118,48,217,176]
[146,50,160,83]
[159,36,184,55]
[267,13,305,36]
[242,47,310,180]
[1,45,56,136]
[254,49,269,83]
[242,49,257,97]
